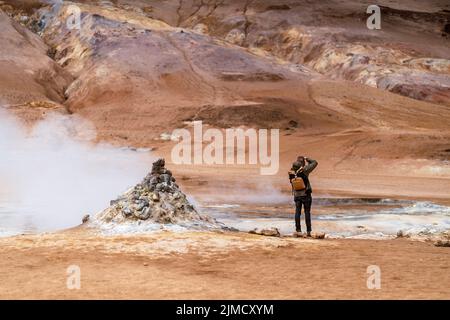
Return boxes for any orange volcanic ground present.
[0,0,449,299]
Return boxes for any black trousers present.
[294,195,312,232]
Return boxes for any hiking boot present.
[307,231,312,237]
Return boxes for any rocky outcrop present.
[95,159,222,229]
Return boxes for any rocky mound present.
[94,159,223,231]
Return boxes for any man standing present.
[289,156,318,236]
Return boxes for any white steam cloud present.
[0,109,154,235]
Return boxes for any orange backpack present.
[290,168,306,191]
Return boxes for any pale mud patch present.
[0,227,334,258]
[202,198,450,241]
[390,159,450,177]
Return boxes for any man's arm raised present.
[303,158,318,175]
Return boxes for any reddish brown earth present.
[0,0,449,299]
[0,228,449,299]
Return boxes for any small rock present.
[82,214,90,223]
[160,173,171,184]
[134,207,151,220]
[293,231,307,238]
[122,207,133,217]
[261,228,280,237]
[397,230,404,238]
[151,158,166,174]
[249,227,280,237]
[149,176,159,186]
[293,232,325,239]
[311,232,326,239]
[152,192,160,202]
[173,192,182,200]
[434,240,450,247]
[288,120,298,128]
[135,199,149,211]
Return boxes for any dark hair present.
[292,161,301,170]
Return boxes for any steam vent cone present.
[95,158,220,228]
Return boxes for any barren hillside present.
[1,0,449,198]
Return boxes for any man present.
[289,156,318,236]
